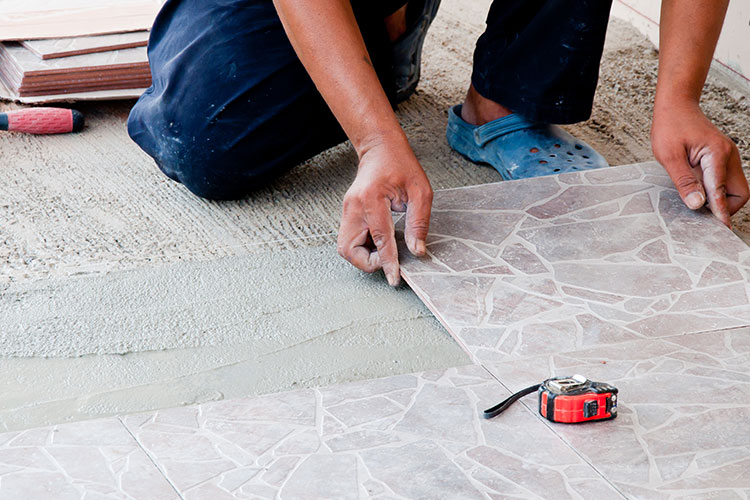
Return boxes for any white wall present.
[611,0,750,90]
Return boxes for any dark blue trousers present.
[128,0,612,200]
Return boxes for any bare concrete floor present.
[2,1,749,431]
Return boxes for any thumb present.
[661,153,706,210]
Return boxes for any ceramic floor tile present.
[399,162,750,366]
[122,365,623,499]
[485,326,750,499]
[0,418,179,499]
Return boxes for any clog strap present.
[473,113,537,147]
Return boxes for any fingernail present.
[416,239,426,255]
[686,191,706,210]
[388,274,400,287]
[406,235,416,254]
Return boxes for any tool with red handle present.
[0,107,84,134]
[484,374,618,423]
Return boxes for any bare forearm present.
[655,0,729,108]
[274,0,432,286]
[273,0,405,155]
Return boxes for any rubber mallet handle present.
[0,107,84,134]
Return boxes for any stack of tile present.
[0,0,160,103]
[0,42,150,97]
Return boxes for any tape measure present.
[483,375,618,423]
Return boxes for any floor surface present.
[0,366,624,500]
[2,1,750,432]
[2,163,748,499]
[397,162,750,497]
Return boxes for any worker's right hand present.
[652,101,749,226]
[337,135,433,286]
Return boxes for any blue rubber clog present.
[446,104,608,180]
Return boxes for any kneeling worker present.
[128,0,750,285]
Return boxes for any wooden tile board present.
[0,43,148,75]
[0,77,146,102]
[0,43,150,96]
[21,31,150,60]
[0,0,163,41]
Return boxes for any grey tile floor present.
[400,162,750,367]
[488,328,750,499]
[0,366,624,500]
[397,161,750,498]
[2,163,748,499]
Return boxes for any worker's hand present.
[652,101,749,227]
[338,135,433,286]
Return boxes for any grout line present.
[654,322,750,342]
[117,416,186,500]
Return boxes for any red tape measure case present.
[538,375,618,423]
[483,374,618,423]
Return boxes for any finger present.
[661,153,706,210]
[404,187,432,257]
[348,245,382,273]
[337,218,382,273]
[366,199,400,286]
[724,145,750,215]
[700,149,731,227]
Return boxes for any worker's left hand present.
[652,101,749,226]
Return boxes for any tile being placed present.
[398,162,750,365]
[122,365,623,499]
[0,418,178,499]
[486,326,750,499]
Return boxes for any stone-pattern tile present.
[122,365,622,499]
[399,163,750,366]
[486,327,750,499]
[0,418,178,499]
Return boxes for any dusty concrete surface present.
[2,1,749,431]
[0,251,461,431]
[4,247,442,356]
[0,243,470,431]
